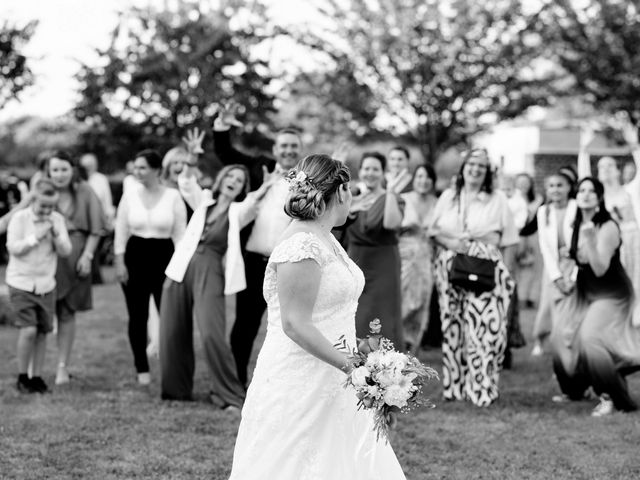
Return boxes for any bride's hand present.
[386,409,399,431]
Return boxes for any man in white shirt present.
[212,104,301,385]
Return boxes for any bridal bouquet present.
[335,319,439,441]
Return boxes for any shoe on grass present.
[591,397,614,417]
[531,343,544,357]
[29,376,50,393]
[55,365,70,385]
[16,374,36,393]
[137,372,151,386]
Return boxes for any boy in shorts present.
[6,178,71,393]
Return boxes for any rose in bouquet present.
[335,319,439,441]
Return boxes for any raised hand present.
[253,165,281,200]
[386,168,412,194]
[211,101,243,131]
[350,191,377,214]
[331,141,353,163]
[580,220,597,245]
[579,125,596,150]
[182,127,205,155]
[621,120,639,147]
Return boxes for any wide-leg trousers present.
[160,248,245,407]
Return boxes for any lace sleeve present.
[269,232,327,267]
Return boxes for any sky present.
[0,0,312,120]
[0,0,131,119]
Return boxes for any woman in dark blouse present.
[345,152,404,349]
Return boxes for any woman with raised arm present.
[229,154,406,479]
[551,177,640,416]
[345,152,404,350]
[430,148,518,407]
[579,126,640,326]
[160,161,277,406]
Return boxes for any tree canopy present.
[74,1,276,171]
[279,0,557,162]
[533,0,640,129]
[0,20,37,110]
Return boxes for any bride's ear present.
[336,185,346,204]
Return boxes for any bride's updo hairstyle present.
[284,154,351,221]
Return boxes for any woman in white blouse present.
[159,162,277,406]
[430,148,518,407]
[114,149,187,385]
[531,169,577,357]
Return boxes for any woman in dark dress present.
[345,152,404,349]
[46,151,106,385]
[551,177,640,416]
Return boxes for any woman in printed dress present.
[398,163,437,353]
[430,148,518,407]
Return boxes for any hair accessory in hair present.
[286,169,315,192]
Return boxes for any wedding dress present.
[229,232,406,479]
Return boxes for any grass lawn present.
[1,269,640,479]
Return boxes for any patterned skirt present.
[433,241,514,407]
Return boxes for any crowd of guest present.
[2,107,640,418]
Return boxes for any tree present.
[74,1,276,171]
[533,0,640,129]
[0,115,85,168]
[279,0,557,163]
[0,20,37,110]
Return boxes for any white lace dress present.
[228,232,406,480]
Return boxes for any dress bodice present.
[263,231,365,344]
[576,226,634,302]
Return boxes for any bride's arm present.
[278,259,353,373]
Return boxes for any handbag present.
[450,253,496,294]
[448,192,497,294]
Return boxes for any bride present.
[229,154,406,479]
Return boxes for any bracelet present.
[82,252,94,260]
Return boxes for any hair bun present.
[284,155,351,221]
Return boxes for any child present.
[6,178,71,393]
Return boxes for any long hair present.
[454,148,493,197]
[211,164,250,202]
[44,150,81,195]
[412,163,437,191]
[569,177,613,261]
[515,172,535,203]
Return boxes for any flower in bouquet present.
[334,318,439,441]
